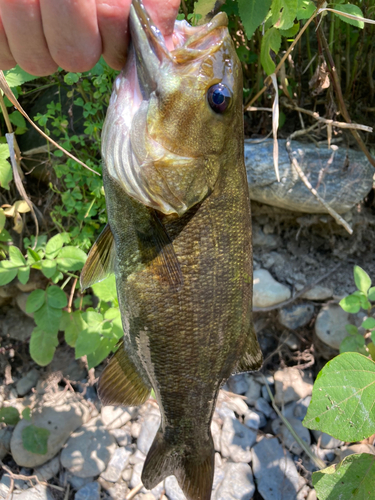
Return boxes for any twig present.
[67,277,78,313]
[282,101,373,132]
[126,483,143,500]
[253,263,342,312]
[262,376,326,469]
[0,462,65,496]
[285,131,353,234]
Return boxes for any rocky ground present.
[0,196,375,500]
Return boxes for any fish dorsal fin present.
[98,340,151,406]
[236,322,263,373]
[80,223,116,290]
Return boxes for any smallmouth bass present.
[81,1,262,499]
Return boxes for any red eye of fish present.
[207,83,231,113]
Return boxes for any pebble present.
[34,455,60,481]
[252,436,302,500]
[278,304,315,330]
[0,426,12,460]
[271,417,311,455]
[131,421,142,438]
[101,406,135,430]
[253,269,291,308]
[222,396,249,416]
[137,413,161,455]
[211,419,221,452]
[130,462,164,498]
[255,397,274,418]
[311,430,344,449]
[261,385,271,402]
[165,476,186,500]
[244,409,266,429]
[227,374,248,395]
[75,481,101,500]
[215,401,236,421]
[122,467,133,482]
[213,462,255,500]
[100,446,132,482]
[16,369,39,397]
[220,416,256,463]
[212,453,225,490]
[60,417,117,477]
[301,285,333,301]
[9,485,55,500]
[130,449,146,465]
[110,426,132,447]
[279,332,299,350]
[294,396,312,421]
[11,393,91,468]
[102,480,128,499]
[244,378,262,406]
[0,309,35,342]
[66,473,94,490]
[252,226,280,250]
[315,305,349,349]
[274,368,313,405]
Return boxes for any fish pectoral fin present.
[236,322,263,373]
[80,223,116,290]
[97,340,151,406]
[142,431,214,500]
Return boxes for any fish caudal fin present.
[142,431,214,500]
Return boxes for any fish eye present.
[207,84,231,113]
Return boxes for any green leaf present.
[104,307,123,340]
[27,248,41,264]
[29,327,58,366]
[303,353,375,442]
[339,334,366,355]
[3,65,38,87]
[0,267,18,286]
[0,406,20,425]
[87,336,118,369]
[56,246,87,272]
[332,3,364,29]
[64,72,80,85]
[18,266,30,285]
[260,27,281,75]
[296,0,315,20]
[271,0,298,30]
[279,22,300,38]
[22,408,31,421]
[9,111,26,129]
[91,274,118,304]
[26,289,46,313]
[312,453,375,499]
[45,233,68,259]
[368,287,375,302]
[0,208,5,232]
[41,259,57,279]
[193,0,217,20]
[8,246,26,266]
[362,317,375,330]
[345,324,358,335]
[34,303,62,332]
[339,294,361,314]
[237,0,272,40]
[46,286,67,309]
[354,266,371,295]
[60,310,86,347]
[22,424,50,455]
[75,328,101,358]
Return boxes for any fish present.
[80,1,263,499]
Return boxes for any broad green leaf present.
[26,289,46,313]
[3,66,38,87]
[41,259,57,279]
[279,23,300,38]
[368,342,375,361]
[362,317,375,330]
[271,0,297,30]
[60,310,86,347]
[332,3,364,29]
[303,353,375,442]
[0,157,11,190]
[296,0,315,20]
[339,294,361,314]
[104,307,123,340]
[56,246,87,272]
[34,303,62,332]
[354,266,371,295]
[9,111,26,129]
[313,453,375,499]
[0,228,12,243]
[368,287,375,301]
[22,424,50,455]
[27,248,41,264]
[91,274,118,303]
[345,324,358,335]
[339,334,366,355]
[238,0,272,40]
[22,408,31,421]
[260,28,281,75]
[87,336,118,369]
[0,267,18,286]
[29,327,58,366]
[193,0,216,20]
[0,143,10,161]
[46,286,67,309]
[18,266,30,285]
[8,246,26,266]
[75,328,101,358]
[0,406,20,425]
[45,233,68,259]
[0,208,5,232]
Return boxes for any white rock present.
[34,456,60,481]
[271,417,311,455]
[301,286,333,301]
[211,419,221,452]
[100,446,132,482]
[101,406,135,430]
[222,396,249,416]
[244,378,262,406]
[311,430,344,449]
[315,305,349,349]
[213,462,255,500]
[11,393,91,468]
[253,269,291,308]
[137,413,161,455]
[220,417,256,463]
[16,369,39,397]
[274,368,313,405]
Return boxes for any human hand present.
[0,0,180,76]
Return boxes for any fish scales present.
[81,1,262,499]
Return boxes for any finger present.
[0,14,16,70]
[143,0,180,50]
[40,0,102,73]
[96,0,130,71]
[0,0,57,75]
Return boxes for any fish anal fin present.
[80,223,116,290]
[142,431,214,500]
[236,322,263,373]
[98,341,151,406]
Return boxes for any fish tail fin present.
[142,429,214,500]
